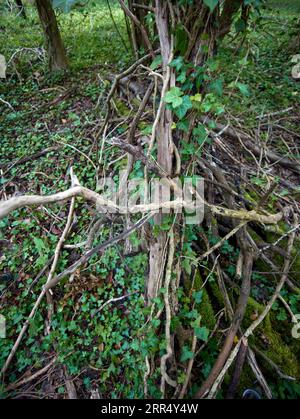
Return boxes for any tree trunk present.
[147,0,174,302]
[218,0,243,39]
[35,0,68,72]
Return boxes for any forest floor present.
[0,1,300,399]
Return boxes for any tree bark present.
[147,0,174,302]
[218,0,243,40]
[35,0,69,72]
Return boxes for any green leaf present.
[169,56,184,71]
[173,95,192,119]
[177,119,189,132]
[203,0,219,13]
[210,79,223,97]
[193,290,203,304]
[181,345,194,362]
[164,87,183,108]
[150,55,162,70]
[236,82,250,97]
[183,258,192,275]
[194,326,209,342]
[33,237,46,254]
[193,124,207,144]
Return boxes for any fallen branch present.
[5,356,57,391]
[44,214,152,291]
[179,334,197,399]
[160,229,177,396]
[91,291,139,318]
[247,348,272,399]
[204,216,297,398]
[203,118,300,174]
[0,178,283,225]
[196,238,254,398]
[225,339,248,399]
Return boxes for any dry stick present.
[255,107,293,120]
[0,146,59,173]
[118,0,154,56]
[143,356,151,397]
[207,221,296,398]
[252,345,296,382]
[91,291,138,318]
[44,214,152,291]
[0,97,15,111]
[5,356,57,391]
[0,185,185,219]
[196,247,254,399]
[198,221,247,261]
[108,137,163,176]
[278,294,298,323]
[106,0,129,52]
[63,365,78,400]
[247,233,299,294]
[206,338,244,399]
[0,182,283,224]
[179,334,197,399]
[0,196,75,378]
[203,118,300,174]
[117,82,155,201]
[225,339,248,399]
[160,229,177,397]
[132,2,155,12]
[247,348,273,399]
[96,50,160,139]
[110,133,284,226]
[28,255,55,292]
[127,81,154,144]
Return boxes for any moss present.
[194,272,216,330]
[244,297,300,379]
[208,280,225,308]
[182,271,216,330]
[114,99,131,116]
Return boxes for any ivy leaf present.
[164,87,183,108]
[194,326,209,342]
[235,18,247,33]
[236,82,250,97]
[173,95,192,119]
[229,81,250,97]
[177,119,189,132]
[33,237,46,255]
[210,78,223,97]
[193,290,204,304]
[203,0,219,13]
[193,124,207,144]
[177,70,187,84]
[169,56,184,71]
[180,345,194,362]
[150,55,162,70]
